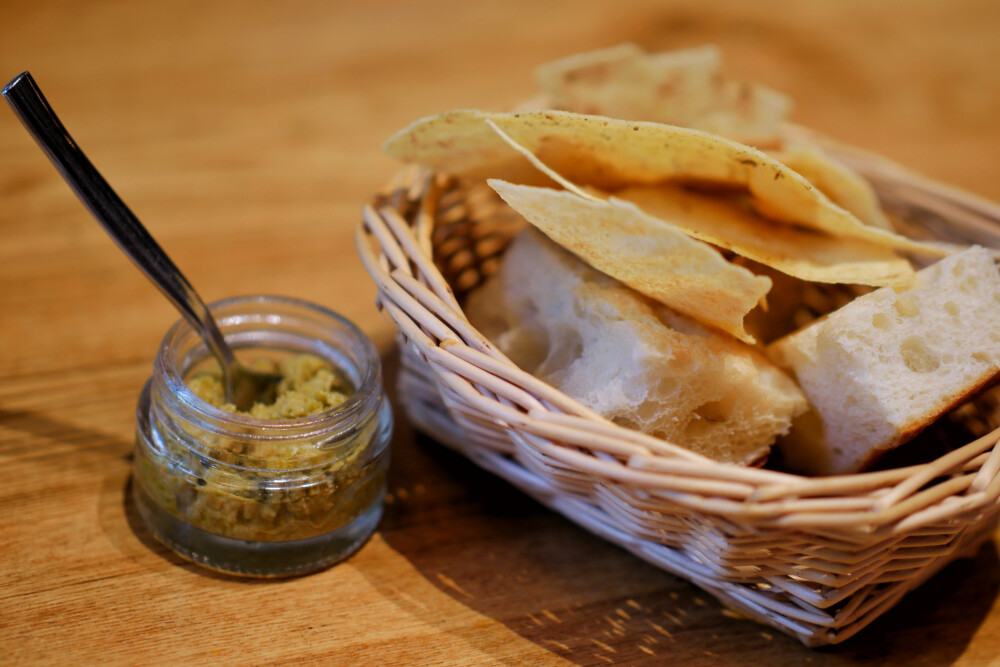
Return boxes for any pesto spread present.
[187,353,350,419]
[135,353,388,544]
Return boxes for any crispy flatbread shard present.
[769,143,895,231]
[481,120,914,288]
[384,109,550,184]
[536,43,791,145]
[616,185,915,288]
[488,180,771,343]
[485,119,601,202]
[383,109,943,256]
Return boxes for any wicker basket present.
[356,143,1000,647]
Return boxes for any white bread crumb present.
[465,228,807,465]
[767,245,1000,475]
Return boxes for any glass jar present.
[132,295,392,577]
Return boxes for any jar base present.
[133,480,383,578]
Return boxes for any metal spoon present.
[2,71,281,411]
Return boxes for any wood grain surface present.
[2,1,1000,664]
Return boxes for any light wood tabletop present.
[3,1,1000,664]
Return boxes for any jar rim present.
[156,294,382,435]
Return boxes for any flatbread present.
[536,43,791,144]
[383,109,942,257]
[616,184,914,287]
[489,179,772,342]
[769,143,895,231]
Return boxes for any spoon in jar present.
[2,71,281,411]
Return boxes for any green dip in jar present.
[132,296,392,577]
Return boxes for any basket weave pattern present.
[357,160,1000,647]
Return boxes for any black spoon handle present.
[2,71,235,367]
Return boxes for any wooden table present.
[3,1,1000,664]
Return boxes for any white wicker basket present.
[356,145,1000,647]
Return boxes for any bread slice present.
[767,245,1000,475]
[465,228,807,465]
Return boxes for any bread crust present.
[854,369,1000,472]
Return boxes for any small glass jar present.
[132,295,392,577]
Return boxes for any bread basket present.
[356,139,1000,647]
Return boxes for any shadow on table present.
[366,351,1000,666]
[0,406,301,587]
